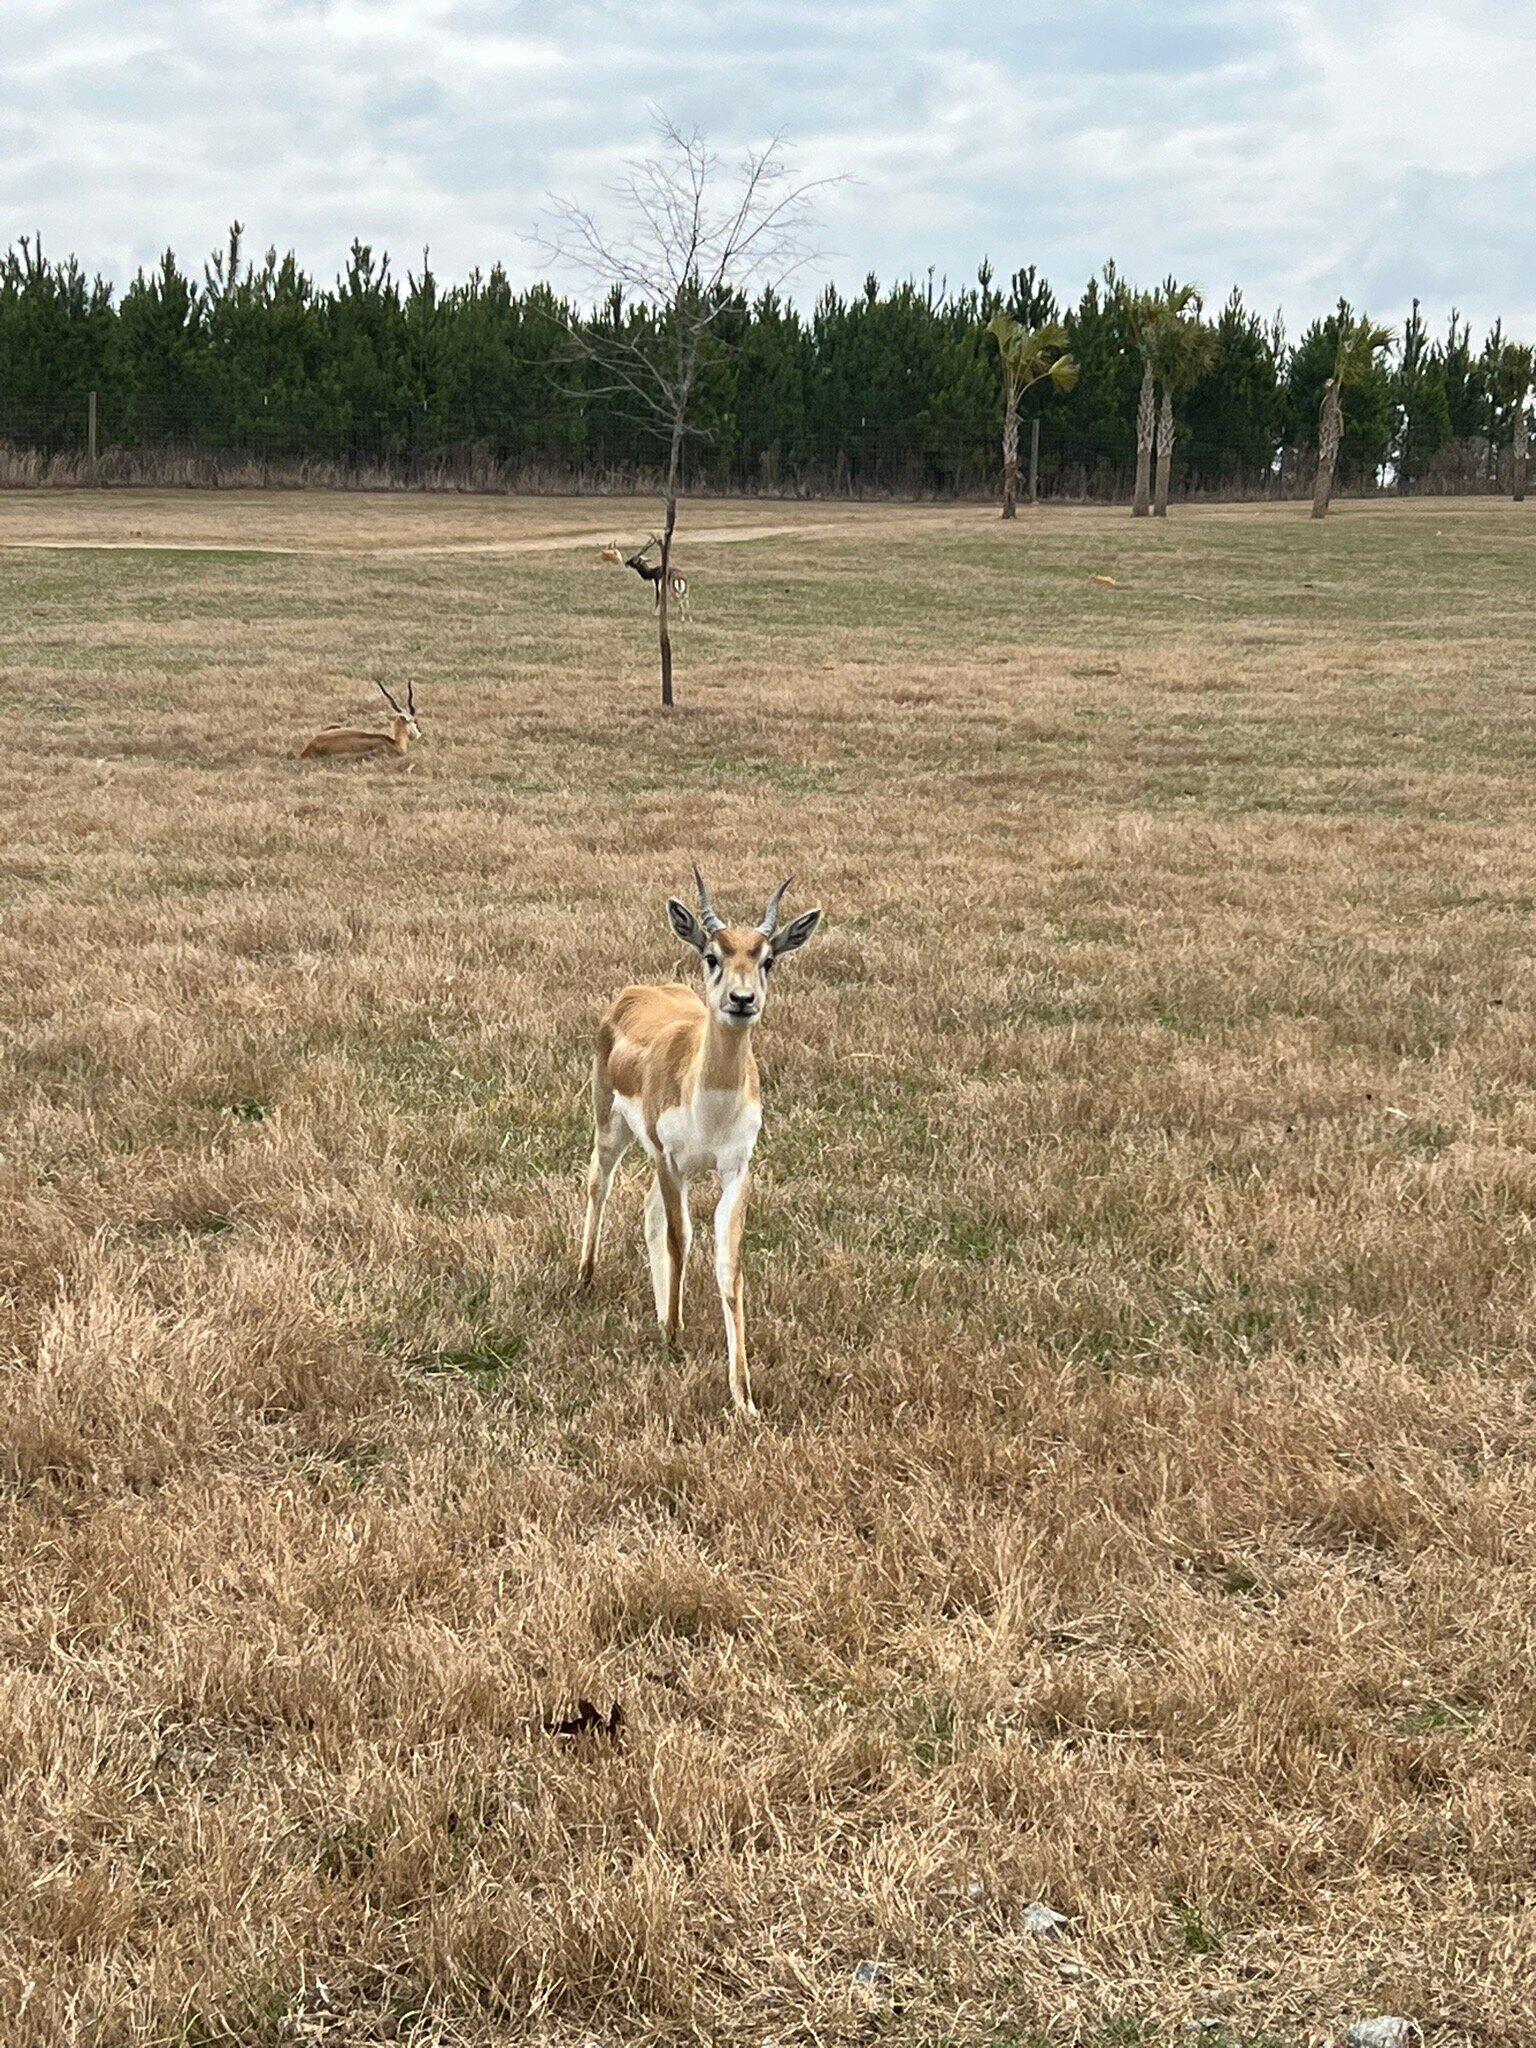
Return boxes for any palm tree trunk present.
[1001,386,1019,520]
[1132,365,1154,516]
[1311,379,1342,520]
[1514,402,1530,504]
[1153,387,1174,517]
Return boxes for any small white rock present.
[852,1960,892,1991]
[1023,1901,1070,1938]
[1346,2022,1416,2048]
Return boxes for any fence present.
[0,393,1523,503]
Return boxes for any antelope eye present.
[703,953,720,972]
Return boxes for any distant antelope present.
[624,541,689,615]
[299,681,420,760]
[578,869,822,1417]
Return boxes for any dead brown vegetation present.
[1,494,1534,2047]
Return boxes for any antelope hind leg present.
[578,1121,629,1285]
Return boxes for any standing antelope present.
[299,681,420,760]
[578,869,822,1417]
[623,542,689,615]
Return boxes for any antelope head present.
[666,867,822,1028]
[377,679,421,740]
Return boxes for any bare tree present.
[541,120,829,707]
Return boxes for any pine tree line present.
[0,228,1527,498]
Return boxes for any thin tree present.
[1124,280,1201,516]
[985,313,1077,517]
[1311,311,1392,518]
[541,120,829,707]
[1149,311,1215,517]
[1494,342,1533,503]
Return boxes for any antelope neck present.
[698,1009,756,1092]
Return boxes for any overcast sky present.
[4,0,1533,338]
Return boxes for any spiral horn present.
[758,876,793,938]
[692,865,725,937]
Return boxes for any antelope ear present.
[770,908,822,957]
[667,898,708,951]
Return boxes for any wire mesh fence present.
[0,393,1522,503]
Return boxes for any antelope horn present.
[377,680,405,716]
[406,678,417,718]
[758,876,793,937]
[692,865,725,937]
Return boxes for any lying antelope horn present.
[692,865,725,937]
[758,876,793,937]
[377,680,405,716]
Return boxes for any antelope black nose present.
[728,991,756,1013]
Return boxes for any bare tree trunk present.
[1000,386,1019,519]
[1312,379,1342,519]
[1132,366,1154,516]
[1153,387,1174,517]
[1515,403,1530,504]
[658,424,683,708]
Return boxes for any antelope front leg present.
[714,1163,755,1418]
[646,1165,691,1343]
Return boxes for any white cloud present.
[0,0,1531,335]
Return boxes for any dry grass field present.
[2,490,1534,2048]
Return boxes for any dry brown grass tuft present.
[2,492,1534,2046]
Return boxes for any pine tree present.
[1393,300,1452,491]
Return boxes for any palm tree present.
[1311,311,1393,519]
[1494,342,1534,503]
[1148,313,1216,517]
[986,313,1077,518]
[1125,281,1201,516]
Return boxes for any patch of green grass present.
[414,1335,530,1378]
[970,2031,1302,2048]
[1171,1896,1223,1955]
[908,1698,960,1770]
[1394,1700,1483,1735]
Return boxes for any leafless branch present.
[534,115,836,431]
[533,116,839,707]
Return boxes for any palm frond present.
[988,310,1076,396]
[1334,316,1393,384]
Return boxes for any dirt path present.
[0,511,972,560]
[2,538,310,555]
[386,518,879,556]
[2,495,1501,562]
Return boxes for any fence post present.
[1029,418,1041,503]
[88,390,98,470]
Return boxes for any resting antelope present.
[299,681,420,760]
[578,869,822,1417]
